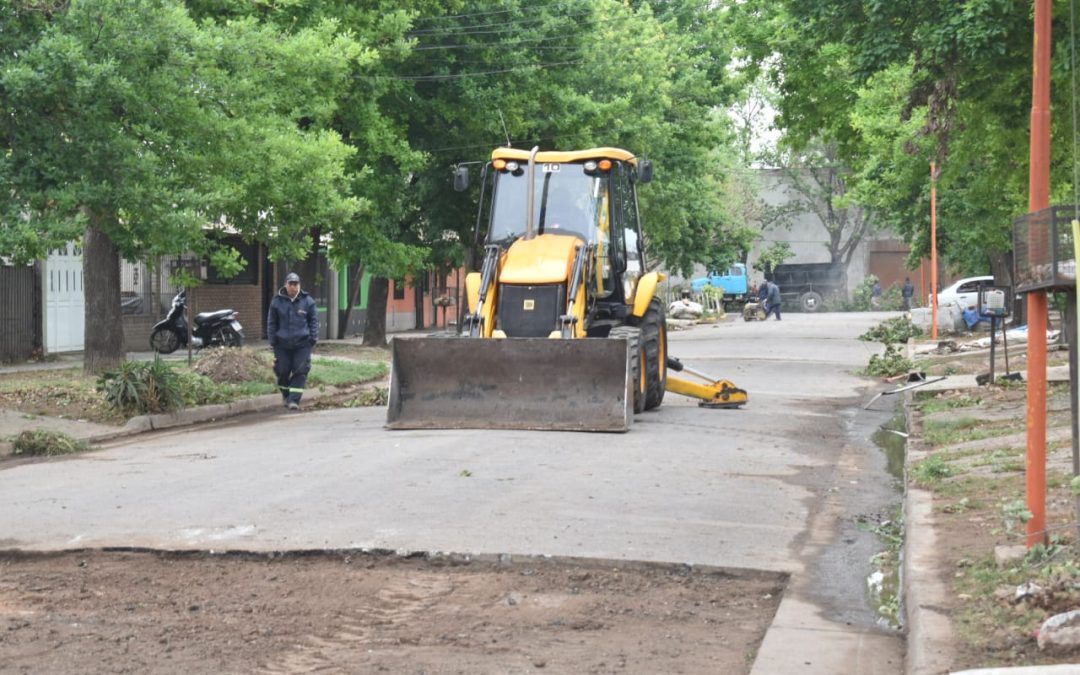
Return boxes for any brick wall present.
[190,284,262,339]
[191,252,265,342]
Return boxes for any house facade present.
[6,239,467,360]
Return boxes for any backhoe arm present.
[665,357,747,409]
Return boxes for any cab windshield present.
[488,163,606,245]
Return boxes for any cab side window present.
[616,163,643,273]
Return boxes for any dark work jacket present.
[766,282,781,306]
[267,288,319,349]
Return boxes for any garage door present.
[46,243,85,353]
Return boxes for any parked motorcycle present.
[149,290,244,354]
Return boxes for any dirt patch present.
[193,348,271,384]
[0,368,122,427]
[0,550,784,674]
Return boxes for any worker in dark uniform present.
[267,272,319,410]
[765,280,782,320]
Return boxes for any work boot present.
[287,401,300,411]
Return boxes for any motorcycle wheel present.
[150,327,181,355]
[218,327,244,348]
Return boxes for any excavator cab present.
[463,148,650,340]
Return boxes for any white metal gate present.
[46,243,85,353]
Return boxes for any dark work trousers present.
[273,343,312,405]
[766,302,782,320]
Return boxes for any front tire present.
[639,298,667,410]
[150,327,180,354]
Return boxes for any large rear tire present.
[640,298,667,410]
[609,326,645,414]
[150,327,180,355]
[800,291,823,313]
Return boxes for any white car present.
[935,275,994,310]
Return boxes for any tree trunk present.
[83,219,125,375]
[337,264,365,339]
[363,276,389,347]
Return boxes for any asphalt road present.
[0,311,906,673]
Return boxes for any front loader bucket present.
[386,337,633,432]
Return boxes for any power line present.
[408,1,592,26]
[406,10,593,37]
[404,7,654,48]
[368,59,582,81]
[407,0,717,27]
[409,35,580,51]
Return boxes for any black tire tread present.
[640,298,667,410]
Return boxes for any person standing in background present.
[902,277,914,310]
[871,279,883,309]
[267,272,319,410]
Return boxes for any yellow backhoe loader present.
[386,147,746,432]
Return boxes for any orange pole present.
[1026,0,1051,548]
[930,162,939,340]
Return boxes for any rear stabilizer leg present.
[665,356,748,408]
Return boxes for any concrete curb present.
[903,336,957,674]
[87,384,378,443]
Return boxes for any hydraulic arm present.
[664,357,748,409]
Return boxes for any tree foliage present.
[3,0,765,355]
[1,0,361,370]
[727,0,1062,282]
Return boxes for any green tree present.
[184,0,433,346]
[728,0,1055,286]
[1,0,360,372]
[395,0,748,280]
[768,140,876,270]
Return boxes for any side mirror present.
[637,159,653,184]
[453,165,470,192]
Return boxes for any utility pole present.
[930,162,939,340]
[1026,0,1051,548]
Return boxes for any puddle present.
[866,412,907,629]
[872,412,907,483]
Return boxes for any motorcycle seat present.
[194,309,235,325]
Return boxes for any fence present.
[1013,206,1077,292]
[0,265,38,363]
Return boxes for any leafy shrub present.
[12,429,90,456]
[97,359,184,414]
[859,316,923,344]
[174,370,232,406]
[911,454,955,485]
[863,345,914,377]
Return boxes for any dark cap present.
[285,272,300,284]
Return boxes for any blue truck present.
[689,263,749,305]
